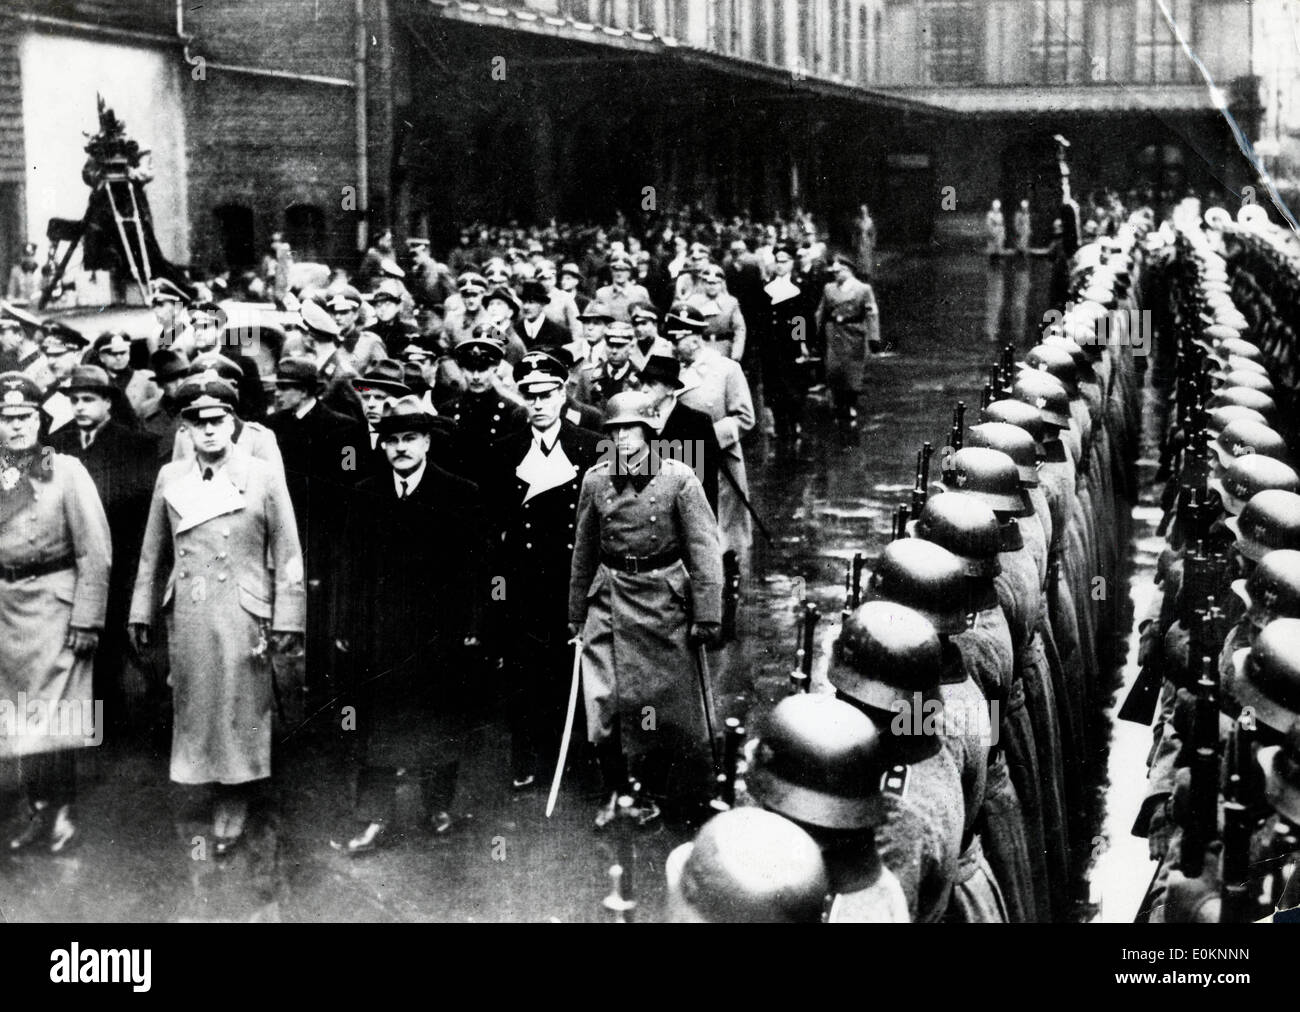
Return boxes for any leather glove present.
[689,621,722,647]
[66,626,99,657]
[270,631,304,657]
[128,622,152,654]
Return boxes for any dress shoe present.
[511,773,536,791]
[8,801,52,852]
[341,821,387,855]
[48,805,79,854]
[592,792,619,831]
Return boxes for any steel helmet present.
[1022,343,1080,396]
[1224,490,1300,562]
[966,422,1041,487]
[1211,419,1289,472]
[1208,455,1300,516]
[601,391,659,431]
[749,694,888,831]
[939,446,1035,517]
[1231,549,1300,629]
[1011,370,1071,429]
[1227,618,1300,734]
[864,539,973,633]
[981,398,1050,447]
[1206,386,1278,425]
[665,808,829,923]
[912,491,1003,582]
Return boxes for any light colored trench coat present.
[129,446,304,785]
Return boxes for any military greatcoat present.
[568,455,722,795]
[129,447,305,785]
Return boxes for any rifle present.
[711,717,745,813]
[892,503,910,542]
[1220,717,1260,922]
[950,401,965,452]
[980,381,993,411]
[790,601,818,694]
[1179,629,1221,878]
[911,442,933,515]
[850,552,865,608]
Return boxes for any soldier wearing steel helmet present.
[746,693,910,922]
[568,390,723,828]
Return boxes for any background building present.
[1,0,1295,286]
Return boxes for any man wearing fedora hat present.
[514,280,570,353]
[50,365,159,738]
[638,353,721,515]
[332,395,486,852]
[267,357,364,693]
[481,352,602,791]
[0,371,110,854]
[129,379,304,856]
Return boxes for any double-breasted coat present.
[816,277,879,393]
[678,347,755,557]
[568,455,723,796]
[129,447,305,785]
[0,452,110,758]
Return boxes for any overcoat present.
[568,455,722,793]
[816,277,878,393]
[0,452,110,758]
[678,347,754,557]
[129,447,305,785]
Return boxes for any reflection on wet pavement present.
[4,249,1149,924]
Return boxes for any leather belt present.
[600,550,680,575]
[0,554,75,582]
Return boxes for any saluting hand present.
[66,626,99,657]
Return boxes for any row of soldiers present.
[652,210,1150,922]
[1125,200,1300,923]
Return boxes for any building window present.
[873,9,883,83]
[284,203,326,263]
[672,0,688,38]
[798,0,813,74]
[924,1,982,85]
[753,0,768,60]
[1135,0,1194,82]
[213,204,255,269]
[1030,0,1088,84]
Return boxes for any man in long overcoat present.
[568,392,723,827]
[482,352,601,789]
[815,253,879,429]
[332,396,486,853]
[129,379,304,854]
[1,373,110,854]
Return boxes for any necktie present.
[202,468,213,481]
[399,479,408,500]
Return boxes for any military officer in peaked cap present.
[481,352,602,790]
[49,365,159,738]
[574,320,640,412]
[1,372,110,854]
[129,380,304,855]
[594,253,651,323]
[568,391,723,827]
[445,339,528,483]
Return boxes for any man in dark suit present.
[332,396,486,853]
[483,352,603,790]
[49,364,160,736]
[265,357,365,693]
[639,354,722,515]
[514,280,571,352]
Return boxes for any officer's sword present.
[546,634,583,818]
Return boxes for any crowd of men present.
[0,204,889,868]
[4,180,1298,921]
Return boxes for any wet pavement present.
[0,234,1155,923]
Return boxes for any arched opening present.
[212,203,255,270]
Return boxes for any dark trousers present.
[506,632,577,779]
[21,750,76,807]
